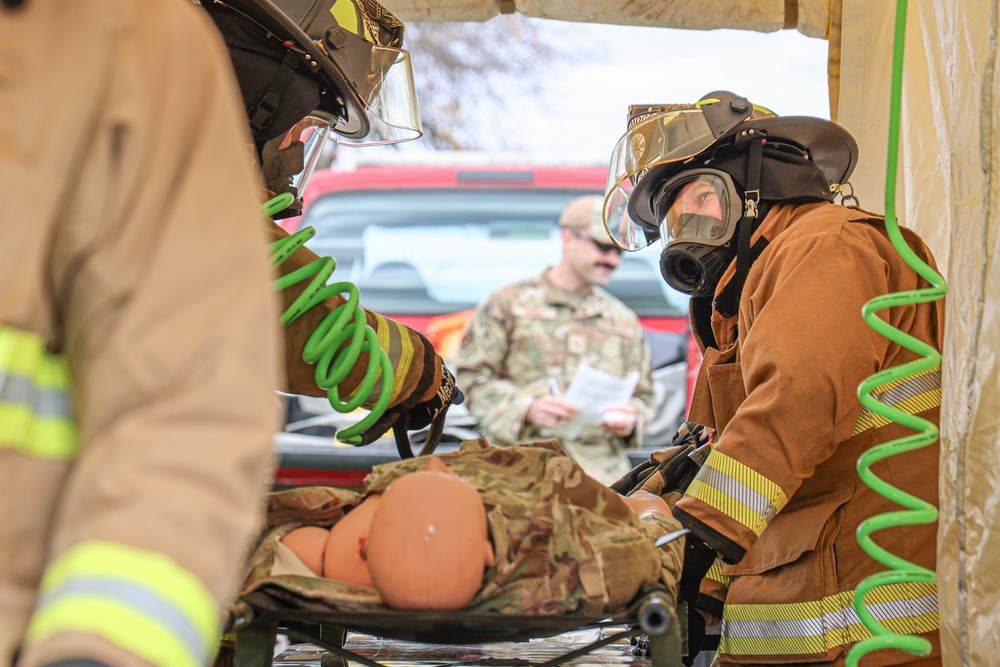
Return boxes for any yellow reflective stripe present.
[0,325,44,375]
[0,327,77,460]
[371,314,397,404]
[719,582,938,657]
[854,365,942,435]
[370,314,413,406]
[687,451,788,536]
[389,320,413,404]
[0,403,77,459]
[706,559,732,588]
[330,0,371,40]
[693,98,775,117]
[27,541,219,667]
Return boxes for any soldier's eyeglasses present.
[567,229,621,255]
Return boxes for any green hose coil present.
[846,0,947,662]
[264,193,394,446]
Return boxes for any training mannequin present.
[281,458,495,610]
[621,490,672,519]
[260,440,684,618]
[279,453,675,612]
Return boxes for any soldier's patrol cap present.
[558,195,616,246]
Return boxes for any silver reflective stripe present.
[38,579,206,663]
[698,465,778,525]
[687,451,787,536]
[720,585,939,656]
[854,366,942,435]
[0,372,33,403]
[0,372,72,418]
[878,368,941,405]
[723,615,825,640]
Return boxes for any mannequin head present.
[362,458,495,610]
[277,458,494,610]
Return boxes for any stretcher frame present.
[228,583,686,667]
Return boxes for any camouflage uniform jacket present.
[456,270,655,484]
[241,441,683,617]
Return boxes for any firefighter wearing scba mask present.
[200,0,461,447]
[604,92,944,666]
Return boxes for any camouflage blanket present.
[239,440,683,617]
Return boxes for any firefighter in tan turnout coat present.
[0,1,282,665]
[603,92,942,666]
[1,0,455,664]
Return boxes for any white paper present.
[542,363,639,440]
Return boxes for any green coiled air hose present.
[847,0,947,662]
[264,193,394,445]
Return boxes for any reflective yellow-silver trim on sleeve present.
[686,450,788,537]
[719,581,938,657]
[26,541,220,667]
[853,364,942,435]
[0,326,77,460]
[705,559,732,588]
[373,313,414,406]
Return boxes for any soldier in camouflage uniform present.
[456,195,655,485]
[239,440,683,617]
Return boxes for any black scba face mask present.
[659,240,736,297]
[650,144,832,298]
[652,169,743,297]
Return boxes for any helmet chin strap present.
[714,135,765,321]
[734,136,765,297]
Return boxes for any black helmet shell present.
[628,95,859,229]
[201,0,375,141]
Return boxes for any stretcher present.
[225,582,686,667]
[229,438,696,667]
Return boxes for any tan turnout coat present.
[0,2,281,664]
[673,203,943,666]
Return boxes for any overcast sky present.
[343,19,831,167]
[527,21,831,163]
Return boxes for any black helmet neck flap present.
[201,0,421,217]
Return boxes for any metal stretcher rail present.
[227,584,685,667]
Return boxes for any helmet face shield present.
[338,46,422,146]
[657,171,741,247]
[603,108,717,251]
[602,95,781,251]
[603,176,650,252]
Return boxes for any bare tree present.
[403,15,575,150]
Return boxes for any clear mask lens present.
[660,174,734,245]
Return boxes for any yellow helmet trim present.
[330,0,372,41]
